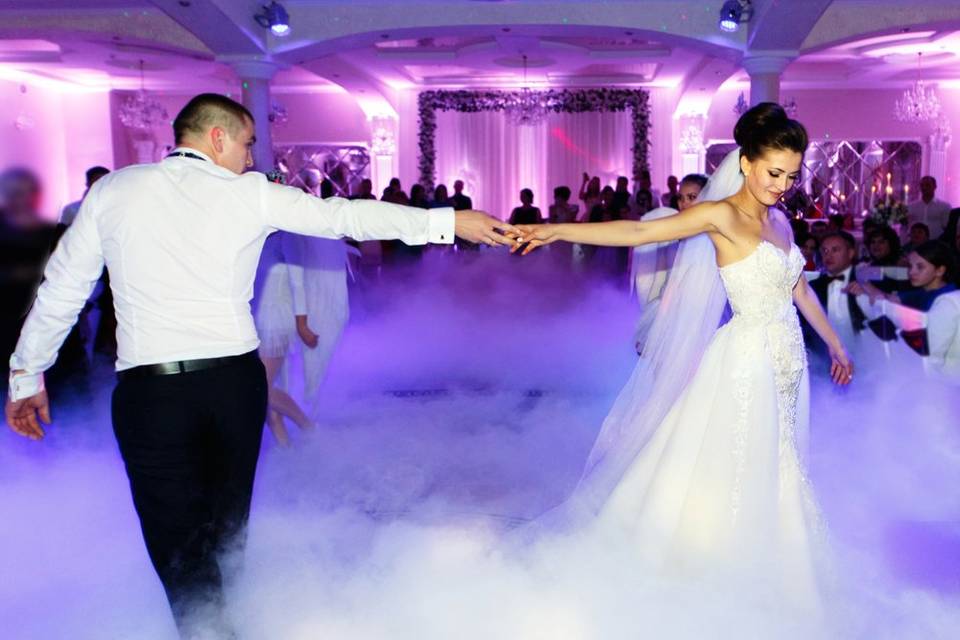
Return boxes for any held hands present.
[5,390,51,440]
[828,343,854,386]
[454,210,521,248]
[510,224,561,255]
[296,315,318,349]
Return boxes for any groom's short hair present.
[173,93,254,144]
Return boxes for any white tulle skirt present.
[254,262,297,358]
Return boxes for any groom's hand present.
[5,390,51,441]
[454,210,520,247]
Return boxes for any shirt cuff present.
[9,371,44,402]
[428,208,456,245]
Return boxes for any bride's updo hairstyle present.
[734,102,809,161]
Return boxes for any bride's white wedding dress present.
[594,238,829,609]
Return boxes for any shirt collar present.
[168,147,214,163]
[827,266,853,283]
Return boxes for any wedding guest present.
[797,231,819,271]
[633,169,654,217]
[828,213,847,232]
[660,174,679,209]
[903,222,930,254]
[351,177,376,200]
[907,176,951,237]
[790,216,810,239]
[430,184,450,209]
[866,225,903,267]
[410,183,430,209]
[612,176,632,215]
[450,179,472,211]
[0,168,89,401]
[320,178,334,199]
[850,240,958,311]
[509,188,543,225]
[589,186,617,222]
[548,186,578,265]
[451,180,477,250]
[382,177,409,204]
[927,290,960,379]
[548,186,578,224]
[60,166,110,229]
[677,174,707,211]
[578,173,601,221]
[810,220,829,241]
[804,232,867,352]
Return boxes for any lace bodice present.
[719,240,805,325]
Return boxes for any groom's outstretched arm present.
[262,180,517,248]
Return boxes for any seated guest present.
[677,174,707,211]
[430,183,450,209]
[850,240,958,311]
[548,185,579,223]
[790,216,810,240]
[60,165,110,229]
[865,225,903,267]
[804,231,867,352]
[509,188,543,225]
[797,231,819,271]
[828,213,848,232]
[907,176,952,237]
[902,222,930,254]
[927,290,960,379]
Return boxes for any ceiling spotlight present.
[719,0,753,33]
[255,1,290,37]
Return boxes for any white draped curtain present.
[434,110,634,221]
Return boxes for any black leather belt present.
[117,350,258,381]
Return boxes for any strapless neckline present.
[720,239,796,271]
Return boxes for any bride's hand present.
[828,343,853,386]
[511,224,561,255]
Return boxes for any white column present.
[743,55,792,106]
[927,120,952,191]
[229,59,280,172]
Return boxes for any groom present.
[4,93,516,636]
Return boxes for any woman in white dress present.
[252,230,316,446]
[514,103,854,615]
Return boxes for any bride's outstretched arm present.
[793,277,854,385]
[512,201,725,255]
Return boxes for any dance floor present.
[2,250,958,639]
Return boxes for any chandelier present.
[894,53,940,124]
[507,55,549,126]
[118,60,169,130]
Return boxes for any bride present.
[514,103,854,615]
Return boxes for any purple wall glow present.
[0,79,111,221]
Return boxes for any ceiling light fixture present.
[718,0,753,34]
[893,52,941,123]
[118,60,169,130]
[255,2,291,37]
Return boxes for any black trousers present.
[112,353,267,636]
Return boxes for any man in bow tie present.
[803,231,868,357]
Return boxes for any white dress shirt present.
[907,198,952,237]
[825,266,859,349]
[927,291,960,379]
[9,148,454,400]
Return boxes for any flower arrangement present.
[868,198,908,227]
[417,89,651,191]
